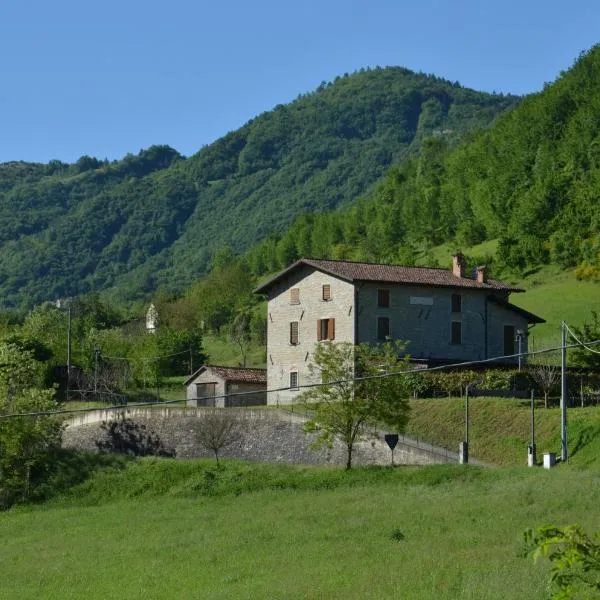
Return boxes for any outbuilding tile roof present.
[254,258,524,294]
[184,365,266,386]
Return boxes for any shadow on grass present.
[29,449,131,505]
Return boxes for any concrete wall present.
[186,369,226,406]
[265,265,355,405]
[487,301,530,363]
[62,408,458,467]
[185,371,266,407]
[357,283,492,362]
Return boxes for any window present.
[290,288,300,304]
[451,293,462,313]
[289,371,298,390]
[290,321,299,345]
[504,325,515,356]
[378,289,390,308]
[317,318,335,341]
[451,321,462,345]
[322,284,331,301]
[377,317,390,341]
[196,382,216,399]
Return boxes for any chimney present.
[476,265,488,284]
[452,253,465,278]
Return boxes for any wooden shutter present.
[451,321,462,345]
[451,294,462,313]
[378,289,390,308]
[377,317,390,341]
[322,284,331,301]
[317,319,323,341]
[290,321,299,345]
[328,318,335,340]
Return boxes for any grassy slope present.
[202,333,266,368]
[2,460,600,599]
[511,267,600,350]
[406,397,600,467]
[430,240,600,350]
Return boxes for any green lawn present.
[203,333,266,368]
[510,268,600,351]
[406,396,600,467]
[2,460,599,599]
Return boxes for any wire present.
[102,349,192,362]
[564,322,600,355]
[2,337,600,420]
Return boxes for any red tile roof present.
[254,258,524,294]
[184,365,266,386]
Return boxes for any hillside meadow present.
[1,460,600,600]
[405,397,600,467]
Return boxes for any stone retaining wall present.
[62,407,458,467]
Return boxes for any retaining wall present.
[63,407,458,467]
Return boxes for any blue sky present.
[1,0,598,163]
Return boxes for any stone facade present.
[257,258,543,405]
[62,407,460,466]
[265,265,355,405]
[185,366,266,407]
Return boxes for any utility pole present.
[66,306,72,400]
[460,385,469,464]
[560,321,568,462]
[94,347,100,400]
[528,389,536,467]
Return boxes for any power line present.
[2,338,599,421]
[564,322,600,355]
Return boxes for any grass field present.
[2,460,600,599]
[203,333,266,368]
[428,240,600,353]
[510,267,600,351]
[405,397,600,467]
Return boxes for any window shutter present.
[322,284,331,301]
[290,321,299,345]
[378,289,390,308]
[328,318,335,340]
[317,320,322,341]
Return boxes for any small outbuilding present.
[184,365,267,407]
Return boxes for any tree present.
[530,360,560,408]
[0,343,62,509]
[195,409,244,464]
[300,341,411,470]
[229,310,252,367]
[524,524,600,599]
[571,311,600,370]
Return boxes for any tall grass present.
[406,397,600,467]
[2,460,599,599]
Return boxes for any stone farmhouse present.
[254,255,544,405]
[185,365,267,407]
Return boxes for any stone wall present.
[62,408,458,467]
[265,265,356,405]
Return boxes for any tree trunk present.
[544,391,548,409]
[346,443,353,470]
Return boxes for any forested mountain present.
[0,68,518,308]
[247,46,600,279]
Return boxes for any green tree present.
[0,343,62,508]
[524,524,600,599]
[571,311,600,370]
[300,341,411,470]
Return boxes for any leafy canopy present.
[300,341,411,469]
